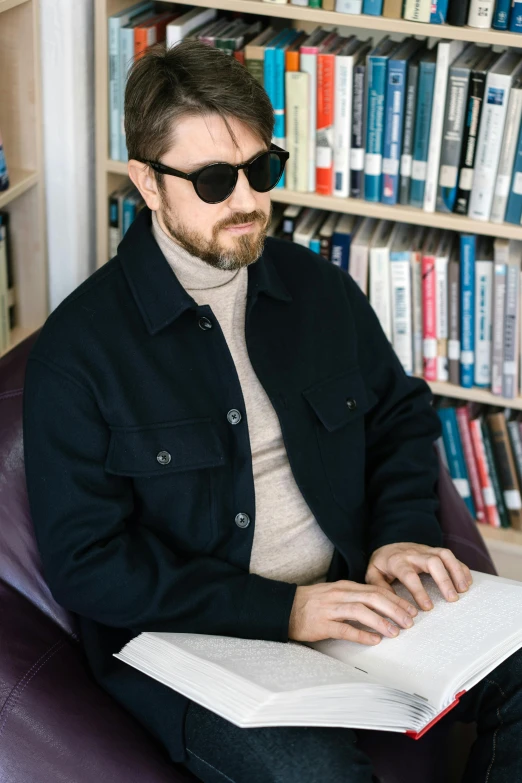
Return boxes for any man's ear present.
[128,159,161,211]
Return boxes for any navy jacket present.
[23,207,443,763]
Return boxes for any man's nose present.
[227,168,257,212]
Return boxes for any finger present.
[436,549,474,592]
[331,582,418,618]
[390,565,434,610]
[365,566,395,592]
[421,554,462,602]
[325,621,382,646]
[331,602,405,638]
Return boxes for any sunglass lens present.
[196,164,237,203]
[248,152,284,192]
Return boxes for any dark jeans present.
[181,647,522,783]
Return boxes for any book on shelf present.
[493,0,512,29]
[468,0,496,28]
[0,211,14,355]
[0,129,9,193]
[114,571,522,738]
[364,37,398,203]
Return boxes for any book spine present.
[454,69,488,215]
[425,42,465,214]
[491,262,507,395]
[370,246,392,341]
[493,0,512,28]
[430,0,449,22]
[334,55,353,198]
[350,63,366,199]
[330,232,351,271]
[0,133,8,192]
[109,17,121,161]
[273,45,288,165]
[460,234,476,389]
[119,26,136,163]
[439,407,475,516]
[316,53,336,196]
[382,59,407,205]
[365,55,388,202]
[422,252,437,381]
[0,223,8,353]
[285,72,309,192]
[362,0,384,12]
[469,72,513,222]
[448,0,473,23]
[468,0,495,26]
[109,192,120,260]
[411,248,424,375]
[508,419,522,494]
[504,118,522,224]
[349,243,370,295]
[245,55,264,86]
[436,251,449,382]
[300,50,319,192]
[390,253,414,375]
[403,0,431,21]
[399,58,420,206]
[437,65,471,214]
[456,405,486,523]
[469,417,501,526]
[410,62,436,208]
[474,259,493,388]
[448,256,461,385]
[491,86,522,223]
[487,412,522,529]
[383,0,403,16]
[509,0,522,31]
[334,0,363,10]
[502,262,520,398]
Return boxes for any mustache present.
[217,211,268,230]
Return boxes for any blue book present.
[263,29,294,147]
[430,0,449,23]
[509,0,522,31]
[382,38,422,206]
[493,0,512,28]
[438,407,476,518]
[122,188,139,236]
[119,17,151,162]
[362,0,383,13]
[504,117,522,224]
[460,234,476,390]
[330,214,356,272]
[273,30,301,189]
[364,38,398,203]
[409,48,437,208]
[309,236,321,254]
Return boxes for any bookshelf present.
[0,0,48,357]
[94,0,522,576]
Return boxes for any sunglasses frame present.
[139,143,289,204]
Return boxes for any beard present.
[159,191,272,271]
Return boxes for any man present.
[23,40,521,783]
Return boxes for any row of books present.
[0,212,15,355]
[435,398,522,531]
[270,204,522,400]
[262,0,522,33]
[0,129,9,192]
[108,183,146,259]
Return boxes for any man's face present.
[155,114,272,271]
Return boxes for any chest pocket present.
[104,418,225,554]
[302,369,377,513]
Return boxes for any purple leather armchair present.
[0,332,497,783]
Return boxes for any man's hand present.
[365,542,473,610]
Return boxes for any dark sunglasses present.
[138,144,289,204]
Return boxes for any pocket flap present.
[105,418,225,476]
[302,370,375,432]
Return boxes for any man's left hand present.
[365,543,473,611]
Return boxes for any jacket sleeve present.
[23,354,297,641]
[342,272,444,555]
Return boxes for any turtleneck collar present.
[151,209,241,291]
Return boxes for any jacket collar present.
[118,207,292,336]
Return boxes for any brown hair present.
[124,39,275,190]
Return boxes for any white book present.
[468,0,495,27]
[410,227,425,377]
[403,0,431,22]
[285,71,310,192]
[350,217,379,296]
[335,0,363,10]
[263,0,288,4]
[435,232,453,383]
[423,40,466,214]
[290,0,308,5]
[492,238,509,396]
[369,221,394,343]
[166,7,217,48]
[333,38,359,198]
[389,223,414,376]
[503,240,522,399]
[469,52,522,222]
[115,571,522,737]
[474,238,494,388]
[300,30,329,193]
[293,208,327,247]
[491,76,522,224]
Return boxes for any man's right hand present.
[288,581,420,645]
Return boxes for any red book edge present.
[405,690,466,740]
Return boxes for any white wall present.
[40,0,95,312]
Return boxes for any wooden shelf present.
[0,0,30,14]
[424,379,522,411]
[0,168,38,209]
[162,0,522,48]
[479,525,522,549]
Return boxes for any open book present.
[114,570,522,740]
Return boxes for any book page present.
[308,570,522,710]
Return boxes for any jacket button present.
[227,409,242,425]
[235,512,251,529]
[346,398,357,411]
[199,317,213,330]
[156,450,172,465]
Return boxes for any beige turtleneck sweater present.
[151,211,334,586]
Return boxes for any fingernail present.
[423,600,432,609]
[459,581,468,591]
[448,590,458,600]
[388,625,399,636]
[407,606,417,616]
